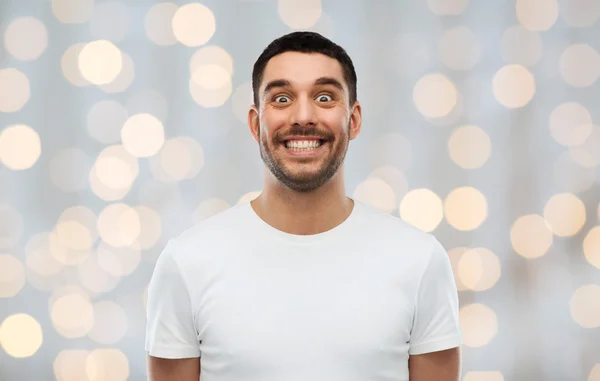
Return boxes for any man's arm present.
[408,347,461,381]
[148,356,200,381]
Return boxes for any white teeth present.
[285,140,322,150]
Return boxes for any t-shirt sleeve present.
[145,240,201,359]
[408,236,463,355]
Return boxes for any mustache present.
[277,128,334,142]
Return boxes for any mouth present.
[280,139,328,157]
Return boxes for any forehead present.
[261,52,346,89]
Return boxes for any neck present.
[250,168,354,236]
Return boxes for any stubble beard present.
[258,123,350,193]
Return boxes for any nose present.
[290,95,317,127]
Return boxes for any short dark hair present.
[251,31,357,107]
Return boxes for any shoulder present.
[356,200,440,252]
[165,202,250,261]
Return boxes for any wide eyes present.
[273,94,333,104]
[316,94,332,102]
[274,95,291,103]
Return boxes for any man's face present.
[252,52,360,193]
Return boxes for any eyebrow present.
[262,76,345,97]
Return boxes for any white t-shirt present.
[145,199,462,381]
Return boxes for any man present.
[145,31,462,381]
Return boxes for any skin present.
[248,51,362,236]
[148,51,460,380]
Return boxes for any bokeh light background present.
[1,0,600,380]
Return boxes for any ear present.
[348,101,362,141]
[248,104,260,143]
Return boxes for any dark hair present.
[251,31,357,107]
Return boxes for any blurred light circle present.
[88,301,128,344]
[459,303,498,347]
[439,26,481,71]
[0,314,43,358]
[428,91,464,126]
[51,293,94,338]
[238,191,261,205]
[570,284,600,328]
[78,40,123,85]
[413,73,458,118]
[516,0,559,31]
[0,254,26,297]
[583,226,600,270]
[52,0,94,24]
[86,348,130,381]
[399,189,444,233]
[97,203,140,247]
[90,1,131,43]
[78,255,120,294]
[307,10,333,39]
[4,17,48,61]
[569,146,597,169]
[0,204,24,249]
[61,44,91,87]
[189,77,232,108]
[368,166,408,201]
[511,214,553,258]
[54,221,93,252]
[49,285,90,313]
[121,113,165,158]
[553,150,595,192]
[190,45,234,77]
[152,137,204,182]
[588,364,600,381]
[0,68,30,112]
[352,177,397,214]
[427,0,468,15]
[126,89,169,123]
[448,247,470,291]
[55,206,98,251]
[97,243,140,277]
[192,64,231,90]
[561,0,600,27]
[543,193,586,237]
[145,2,179,46]
[25,232,64,277]
[172,3,216,47]
[194,198,231,223]
[458,248,501,291]
[278,0,322,29]
[48,230,90,266]
[448,125,491,169]
[492,64,536,108]
[549,102,593,147]
[99,53,135,93]
[0,124,41,170]
[50,148,93,192]
[444,187,488,231]
[91,145,139,191]
[575,125,600,167]
[500,25,543,66]
[559,44,600,88]
[232,82,253,123]
[133,205,162,250]
[54,350,90,381]
[87,100,129,144]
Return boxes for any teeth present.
[285,140,322,150]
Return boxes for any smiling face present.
[249,52,362,193]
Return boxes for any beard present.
[258,123,350,193]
